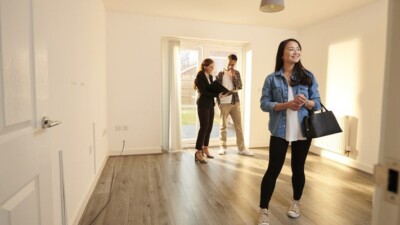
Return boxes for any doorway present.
[179,44,244,147]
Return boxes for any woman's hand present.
[287,100,302,111]
[294,94,307,106]
[273,94,308,111]
[219,93,228,99]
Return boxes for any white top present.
[220,70,233,104]
[285,85,306,142]
[205,73,211,84]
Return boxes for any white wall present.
[46,0,108,224]
[299,0,388,172]
[106,12,298,153]
[106,0,388,173]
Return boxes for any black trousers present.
[259,136,312,209]
[195,107,214,150]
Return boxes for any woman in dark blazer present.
[194,58,223,164]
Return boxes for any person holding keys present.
[258,39,321,225]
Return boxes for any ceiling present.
[103,0,379,29]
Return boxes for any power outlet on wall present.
[115,125,128,131]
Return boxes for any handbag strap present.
[320,102,328,112]
[306,83,328,114]
[307,84,328,114]
[308,102,328,115]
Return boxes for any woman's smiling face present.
[282,41,301,65]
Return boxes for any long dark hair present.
[275,38,311,86]
[194,58,214,90]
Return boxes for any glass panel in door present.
[180,47,201,143]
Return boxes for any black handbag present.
[304,103,342,138]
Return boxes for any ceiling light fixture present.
[259,0,285,13]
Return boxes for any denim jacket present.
[260,68,321,139]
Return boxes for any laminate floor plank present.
[178,153,234,225]
[102,156,132,225]
[157,153,199,225]
[146,155,176,225]
[79,157,119,225]
[131,155,152,225]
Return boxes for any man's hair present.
[228,54,237,61]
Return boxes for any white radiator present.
[313,115,350,154]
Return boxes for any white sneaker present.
[218,148,226,155]
[287,200,301,218]
[257,208,269,225]
[238,149,254,156]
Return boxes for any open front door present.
[372,0,400,224]
[0,0,57,224]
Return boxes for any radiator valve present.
[344,146,351,156]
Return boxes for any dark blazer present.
[195,71,219,108]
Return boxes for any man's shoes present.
[238,149,254,156]
[218,148,226,155]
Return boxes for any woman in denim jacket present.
[257,38,321,225]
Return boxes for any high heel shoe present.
[202,148,214,159]
[195,151,207,164]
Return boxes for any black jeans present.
[195,107,214,150]
[259,136,312,209]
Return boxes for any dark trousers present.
[195,107,214,150]
[259,136,312,209]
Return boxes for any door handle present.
[42,116,61,129]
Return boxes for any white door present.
[372,0,400,224]
[0,0,56,225]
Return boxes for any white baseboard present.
[249,142,269,148]
[71,155,108,225]
[310,147,373,174]
[108,147,162,156]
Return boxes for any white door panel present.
[0,0,33,127]
[0,179,40,225]
[0,0,54,224]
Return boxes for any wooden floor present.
[79,147,373,225]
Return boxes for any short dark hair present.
[228,54,237,61]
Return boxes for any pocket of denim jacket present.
[299,85,309,98]
[272,87,283,102]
